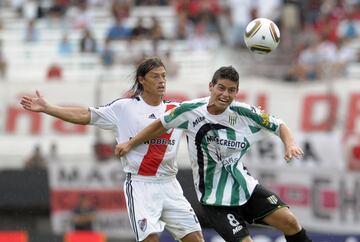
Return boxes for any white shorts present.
[124,173,201,241]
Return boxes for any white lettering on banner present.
[48,160,133,238]
[246,165,360,233]
[48,161,125,188]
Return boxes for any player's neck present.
[141,93,162,106]
[207,104,226,115]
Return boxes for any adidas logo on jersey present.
[148,113,157,119]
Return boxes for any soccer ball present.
[244,18,280,55]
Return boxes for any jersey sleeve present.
[250,105,284,136]
[231,103,284,136]
[160,103,191,130]
[88,99,121,130]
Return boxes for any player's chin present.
[218,100,230,108]
[157,89,166,95]
[215,103,228,112]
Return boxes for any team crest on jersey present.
[260,112,270,127]
[138,218,147,232]
[228,114,237,125]
[267,195,278,204]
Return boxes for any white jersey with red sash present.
[89,96,180,178]
[89,96,201,241]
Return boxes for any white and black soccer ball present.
[244,18,280,55]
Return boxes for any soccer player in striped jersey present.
[20,57,204,242]
[115,66,312,242]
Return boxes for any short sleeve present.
[160,101,206,130]
[230,103,284,136]
[160,105,188,130]
[89,99,121,130]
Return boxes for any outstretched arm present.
[279,123,303,162]
[114,119,167,157]
[20,90,90,125]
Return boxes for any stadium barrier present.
[64,231,106,242]
[0,231,28,242]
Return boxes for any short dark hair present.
[129,57,165,97]
[211,66,239,88]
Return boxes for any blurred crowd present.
[0,0,360,82]
[283,0,360,82]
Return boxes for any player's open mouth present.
[219,98,228,104]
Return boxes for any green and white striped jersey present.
[160,97,284,206]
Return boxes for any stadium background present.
[0,0,360,242]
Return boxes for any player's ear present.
[138,76,145,85]
[209,82,213,91]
